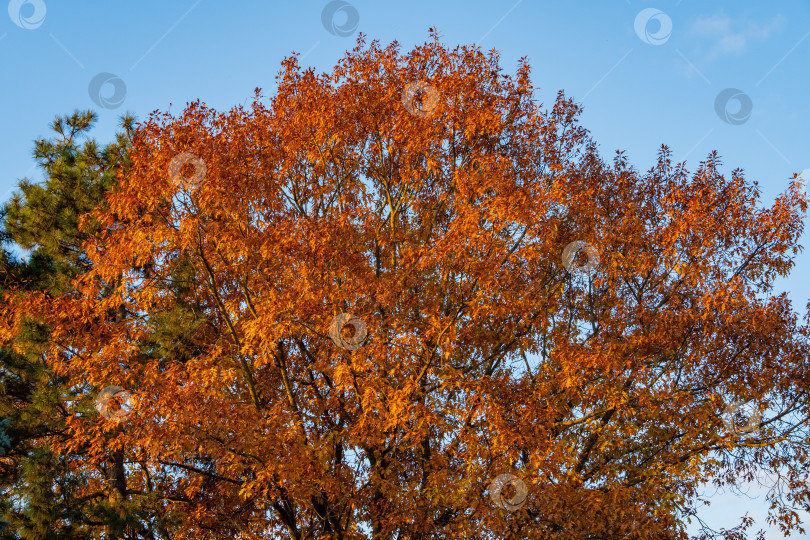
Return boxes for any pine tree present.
[0,110,142,539]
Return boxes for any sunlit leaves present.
[1,33,809,539]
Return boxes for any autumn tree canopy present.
[2,33,810,539]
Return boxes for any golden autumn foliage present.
[2,33,810,539]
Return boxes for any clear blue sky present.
[1,1,809,536]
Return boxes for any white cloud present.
[691,12,786,60]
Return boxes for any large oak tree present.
[2,33,810,539]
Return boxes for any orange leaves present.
[2,34,807,538]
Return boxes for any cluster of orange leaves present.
[2,33,810,539]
